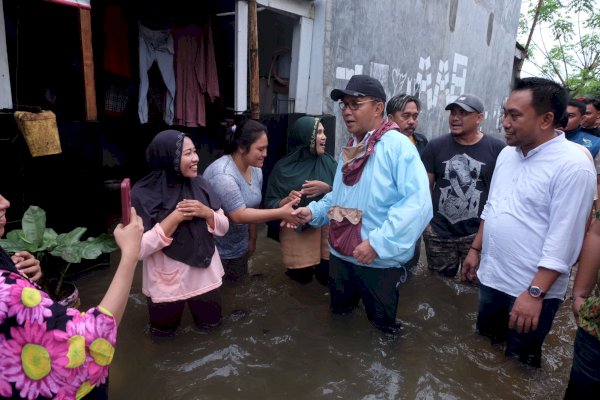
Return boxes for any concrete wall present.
[0,0,12,109]
[322,0,521,155]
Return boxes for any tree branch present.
[524,0,545,55]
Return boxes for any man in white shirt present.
[462,77,596,367]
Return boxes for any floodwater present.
[75,227,576,400]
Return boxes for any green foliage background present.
[519,0,599,98]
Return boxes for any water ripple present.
[363,361,402,400]
[175,344,250,373]
[417,303,436,320]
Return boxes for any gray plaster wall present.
[321,0,521,155]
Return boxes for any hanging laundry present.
[103,4,132,78]
[204,20,220,105]
[104,78,133,116]
[138,23,176,125]
[172,21,219,127]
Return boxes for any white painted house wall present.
[0,0,12,109]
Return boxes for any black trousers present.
[146,288,222,336]
[329,255,403,333]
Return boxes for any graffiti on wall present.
[335,65,364,80]
[335,52,506,133]
[336,53,469,110]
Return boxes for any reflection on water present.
[75,229,575,400]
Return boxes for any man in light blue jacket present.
[292,75,432,332]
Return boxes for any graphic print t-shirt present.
[421,134,505,237]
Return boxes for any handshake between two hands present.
[280,205,312,229]
[278,189,312,229]
[279,180,331,228]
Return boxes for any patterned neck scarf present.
[341,119,399,185]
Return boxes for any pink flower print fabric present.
[0,271,117,399]
[7,277,53,324]
[2,320,70,399]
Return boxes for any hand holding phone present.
[121,178,132,225]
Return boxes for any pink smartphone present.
[120,178,131,225]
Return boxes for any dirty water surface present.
[75,229,576,400]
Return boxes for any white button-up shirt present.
[477,133,596,299]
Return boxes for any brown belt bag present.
[327,206,362,257]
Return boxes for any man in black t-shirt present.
[421,94,505,277]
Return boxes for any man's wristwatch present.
[527,285,546,299]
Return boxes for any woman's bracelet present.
[470,246,481,253]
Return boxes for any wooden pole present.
[79,8,97,121]
[248,0,260,120]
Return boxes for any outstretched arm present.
[572,216,600,323]
[282,206,313,228]
[228,199,302,226]
[98,207,144,326]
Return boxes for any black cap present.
[330,75,387,102]
[445,94,484,113]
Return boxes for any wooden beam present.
[248,0,260,120]
[79,8,97,121]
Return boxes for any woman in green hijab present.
[265,116,337,284]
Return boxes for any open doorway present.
[258,9,294,115]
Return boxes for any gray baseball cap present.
[445,94,484,113]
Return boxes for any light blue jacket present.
[308,130,432,268]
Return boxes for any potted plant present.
[0,205,118,307]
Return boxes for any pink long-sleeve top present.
[140,209,229,303]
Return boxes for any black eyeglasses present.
[338,99,376,111]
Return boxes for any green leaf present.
[17,231,33,245]
[0,234,28,254]
[80,242,103,260]
[93,234,119,253]
[21,206,46,248]
[51,245,82,264]
[6,230,24,242]
[57,227,87,246]
[1,204,120,286]
[37,229,58,252]
[519,0,599,89]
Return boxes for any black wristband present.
[470,246,481,253]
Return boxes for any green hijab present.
[265,116,337,209]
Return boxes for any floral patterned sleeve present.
[577,211,600,340]
[0,271,117,400]
[579,295,600,339]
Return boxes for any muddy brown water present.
[75,228,576,399]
